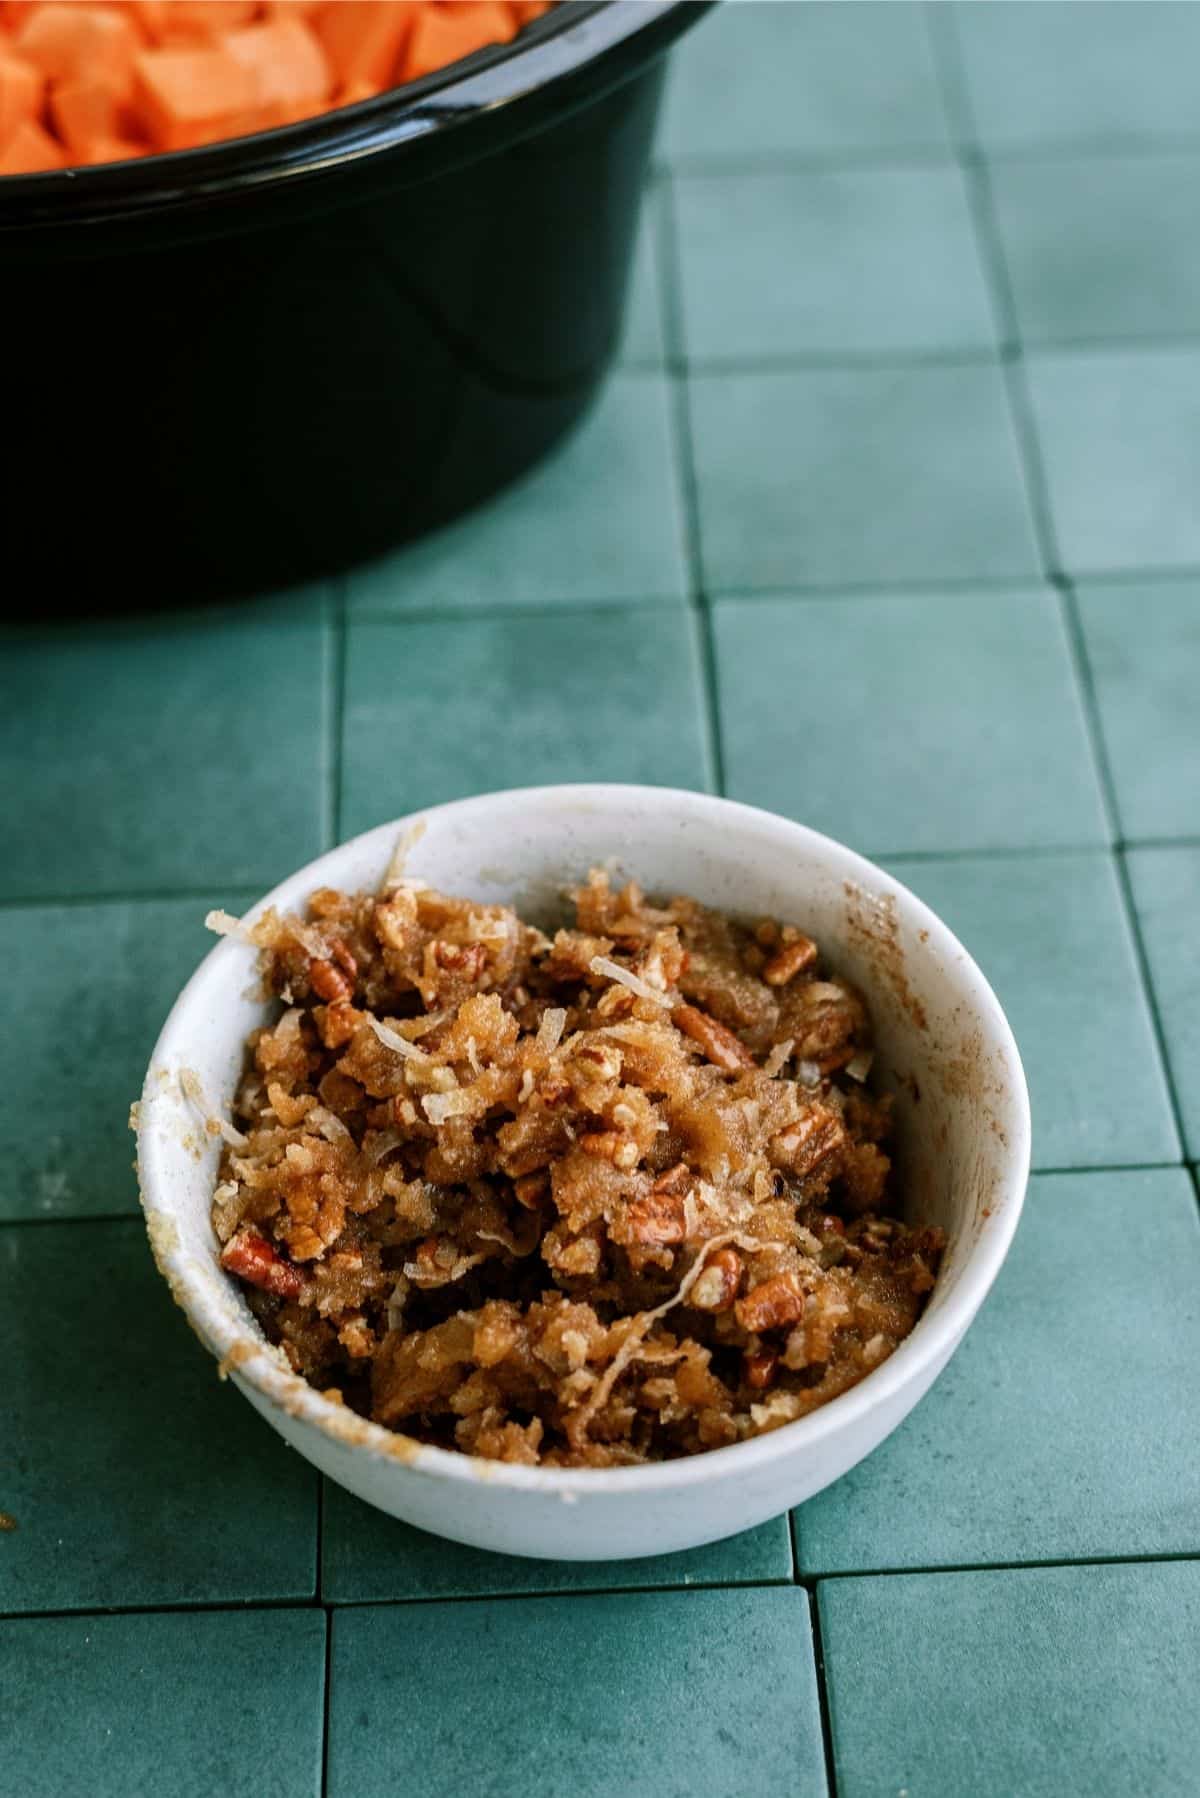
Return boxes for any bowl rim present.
[137,783,1031,1495]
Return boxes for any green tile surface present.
[661,0,949,161]
[820,1561,1200,1798]
[0,1221,317,1613]
[1127,849,1200,1158]
[328,1589,824,1798]
[345,374,686,616]
[1027,348,1200,574]
[0,897,228,1221]
[714,590,1107,855]
[797,1170,1200,1573]
[690,365,1039,591]
[887,854,1178,1169]
[992,154,1200,346]
[341,609,711,835]
[953,1,1200,151]
[1077,579,1200,841]
[0,600,330,902]
[673,164,993,361]
[321,1481,792,1603]
[6,6,1200,1790]
[1,1610,326,1798]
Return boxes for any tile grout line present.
[320,1594,334,1798]
[327,579,349,849]
[806,1586,840,1798]
[655,169,727,796]
[930,6,1192,1165]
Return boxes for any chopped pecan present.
[220,1229,303,1300]
[434,941,487,980]
[513,1172,549,1210]
[651,1162,693,1197]
[625,1190,687,1245]
[330,939,358,979]
[735,1271,806,1333]
[689,1245,741,1312]
[674,1004,756,1073]
[770,1104,846,1177]
[315,1001,362,1049]
[579,1131,640,1171]
[743,1350,778,1390]
[763,935,818,985]
[309,957,353,1004]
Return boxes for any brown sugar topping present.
[209,869,943,1467]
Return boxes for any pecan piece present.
[579,1131,640,1171]
[770,1103,846,1177]
[433,941,487,980]
[743,1350,778,1390]
[309,957,353,1004]
[315,1001,362,1049]
[674,1004,756,1073]
[625,1190,687,1245]
[763,935,818,985]
[651,1162,692,1197]
[735,1271,806,1333]
[220,1229,303,1300]
[689,1245,741,1312]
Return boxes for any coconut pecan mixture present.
[208,870,943,1467]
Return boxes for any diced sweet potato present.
[17,3,139,92]
[50,76,131,155]
[0,113,64,170]
[0,51,42,140]
[402,1,516,81]
[131,41,264,151]
[316,0,413,91]
[225,17,332,127]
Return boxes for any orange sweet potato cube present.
[0,50,42,139]
[0,114,65,171]
[132,41,264,150]
[402,2,515,82]
[224,16,332,126]
[316,1,413,90]
[17,3,140,92]
[50,75,134,154]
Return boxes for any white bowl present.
[137,785,1029,1561]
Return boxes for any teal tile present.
[340,610,710,837]
[797,1170,1200,1574]
[2,1609,325,1798]
[661,1,949,161]
[0,1221,317,1612]
[321,1481,791,1603]
[1128,849,1200,1158]
[620,200,666,368]
[1078,580,1200,840]
[0,897,232,1222]
[673,165,993,361]
[886,854,1178,1170]
[690,366,1039,591]
[954,1,1200,151]
[820,1561,1200,1798]
[992,155,1200,346]
[0,600,329,902]
[329,1589,824,1798]
[345,374,686,616]
[1028,348,1200,574]
[714,590,1107,855]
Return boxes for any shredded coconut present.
[367,1014,429,1062]
[588,955,673,1008]
[180,1069,248,1150]
[537,1007,568,1052]
[845,1050,875,1083]
[380,818,428,893]
[763,1038,794,1079]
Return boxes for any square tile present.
[1128,849,1200,1158]
[797,1170,1200,1573]
[992,155,1200,346]
[0,1221,318,1613]
[321,1481,791,1603]
[886,853,1178,1169]
[714,589,1108,855]
[340,609,711,836]
[1,1610,326,1798]
[820,1561,1200,1798]
[1027,347,1200,574]
[953,1,1200,151]
[345,374,686,616]
[1078,580,1200,840]
[620,198,666,368]
[0,599,330,902]
[661,1,949,161]
[673,165,993,361]
[328,1589,824,1798]
[0,896,237,1222]
[690,365,1039,591]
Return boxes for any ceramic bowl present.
[136,785,1030,1560]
